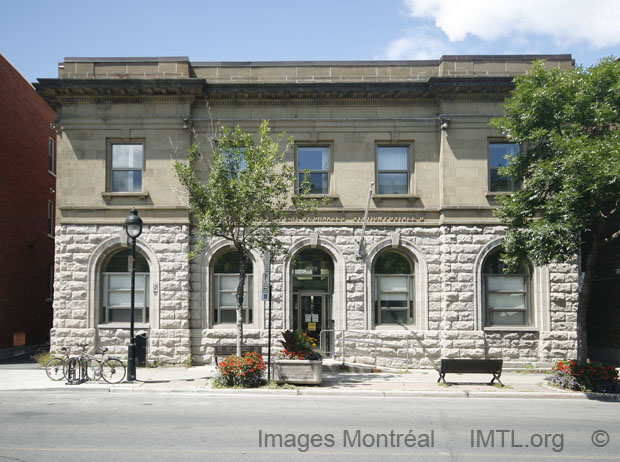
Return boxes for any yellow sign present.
[308,322,317,332]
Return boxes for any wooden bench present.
[437,359,503,386]
[213,345,263,366]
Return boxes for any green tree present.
[491,58,620,361]
[174,120,316,356]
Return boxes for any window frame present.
[48,137,55,174]
[488,141,520,193]
[482,249,531,327]
[107,141,145,193]
[296,145,331,195]
[373,250,415,327]
[213,273,253,325]
[376,145,411,195]
[102,271,150,324]
[47,200,54,237]
[211,250,254,326]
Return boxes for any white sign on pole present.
[262,252,271,301]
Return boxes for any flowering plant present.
[547,359,619,393]
[278,330,322,360]
[217,351,266,387]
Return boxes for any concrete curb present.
[3,385,618,400]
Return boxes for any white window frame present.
[109,142,145,193]
[213,274,253,324]
[373,249,415,326]
[296,145,330,194]
[482,250,531,327]
[102,272,150,324]
[374,273,415,325]
[376,145,410,195]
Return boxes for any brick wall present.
[0,54,56,348]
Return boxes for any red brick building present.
[0,53,56,350]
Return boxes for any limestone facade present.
[38,55,578,367]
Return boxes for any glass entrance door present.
[291,248,334,353]
[292,293,331,350]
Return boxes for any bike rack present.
[65,357,87,385]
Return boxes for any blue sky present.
[1,0,618,83]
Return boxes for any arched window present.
[483,249,530,326]
[212,250,253,324]
[101,249,150,323]
[374,250,414,325]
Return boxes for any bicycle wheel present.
[101,358,126,384]
[86,358,103,381]
[45,358,66,381]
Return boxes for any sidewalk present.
[1,359,617,400]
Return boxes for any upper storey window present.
[377,146,409,194]
[297,146,329,194]
[110,143,144,192]
[48,137,55,174]
[489,142,519,192]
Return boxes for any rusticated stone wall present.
[189,224,579,368]
[50,223,578,367]
[50,223,192,364]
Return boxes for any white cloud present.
[385,27,454,60]
[402,0,620,47]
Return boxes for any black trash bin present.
[135,333,147,367]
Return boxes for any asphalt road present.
[0,391,618,462]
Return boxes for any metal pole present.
[356,181,374,259]
[127,236,137,381]
[267,284,272,382]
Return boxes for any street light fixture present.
[124,208,143,381]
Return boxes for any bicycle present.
[44,343,126,384]
[97,347,126,384]
[45,347,69,381]
[63,343,102,384]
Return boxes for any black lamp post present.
[125,208,143,382]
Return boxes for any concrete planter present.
[274,359,323,385]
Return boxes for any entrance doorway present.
[292,249,334,352]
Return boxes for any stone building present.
[36,55,579,367]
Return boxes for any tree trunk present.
[236,247,248,357]
[576,227,603,362]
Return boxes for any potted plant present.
[274,330,323,385]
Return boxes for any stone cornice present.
[35,78,205,110]
[36,76,515,110]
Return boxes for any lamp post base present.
[127,343,136,382]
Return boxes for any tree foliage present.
[491,58,620,360]
[174,120,316,355]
